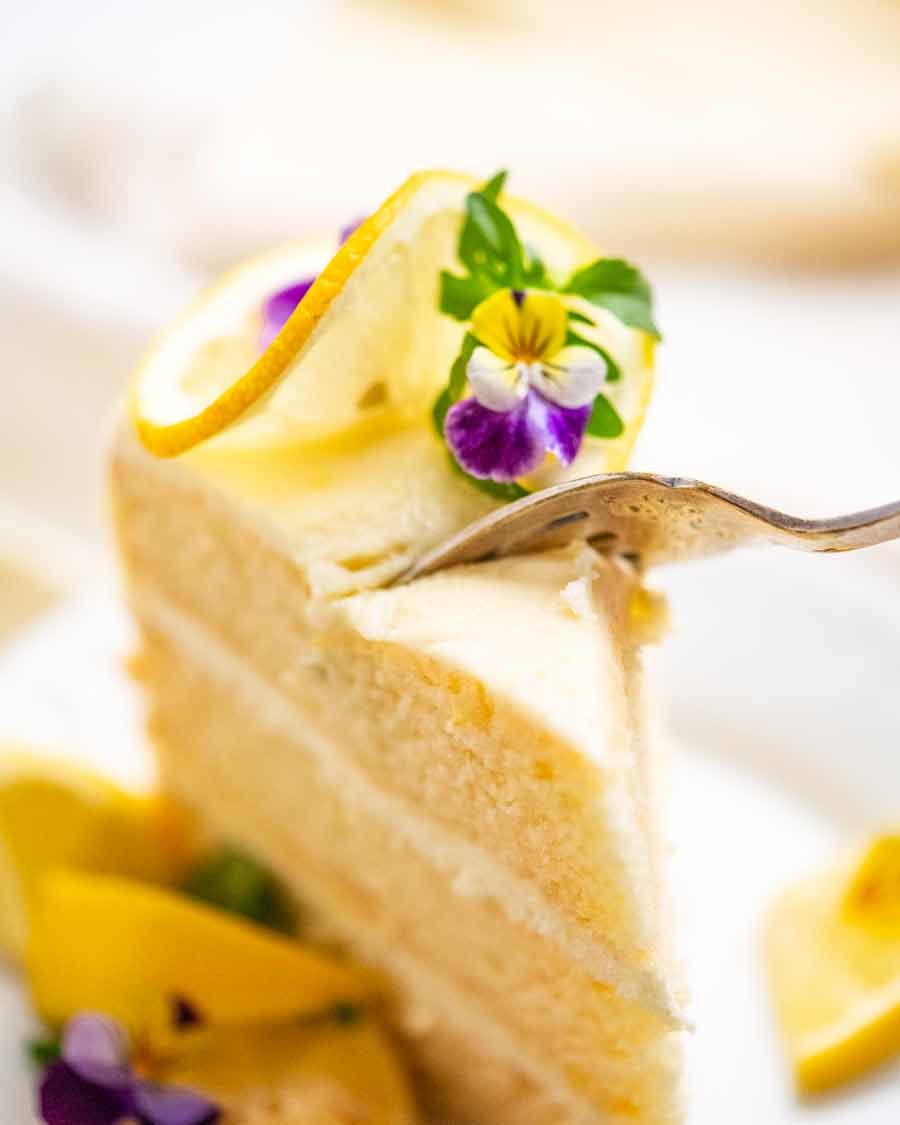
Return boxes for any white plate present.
[1,547,899,1123]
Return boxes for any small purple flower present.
[444,288,608,483]
[259,216,367,350]
[259,278,315,350]
[38,1014,219,1125]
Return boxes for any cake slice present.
[111,170,685,1123]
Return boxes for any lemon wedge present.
[159,1018,419,1125]
[764,837,900,1095]
[0,749,194,963]
[131,169,653,465]
[27,869,378,1031]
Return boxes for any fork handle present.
[671,482,900,554]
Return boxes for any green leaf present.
[26,1033,62,1070]
[563,258,661,339]
[439,271,489,321]
[564,329,622,383]
[432,333,479,434]
[459,192,524,287]
[446,453,529,501]
[522,248,549,287]
[566,309,595,326]
[586,394,625,439]
[450,333,478,396]
[469,476,530,501]
[480,169,508,202]
[431,387,454,436]
[181,847,295,934]
[597,346,622,383]
[432,387,453,436]
[444,173,536,310]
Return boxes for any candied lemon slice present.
[27,869,378,1031]
[764,837,900,1095]
[160,1018,419,1125]
[131,169,653,467]
[0,748,194,963]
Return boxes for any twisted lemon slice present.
[764,836,900,1094]
[131,170,653,464]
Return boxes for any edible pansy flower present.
[259,217,365,350]
[444,289,608,482]
[38,1013,219,1125]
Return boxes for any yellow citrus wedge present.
[764,837,900,1095]
[130,169,654,470]
[27,869,378,1032]
[0,748,194,963]
[159,1018,419,1125]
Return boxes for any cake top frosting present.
[128,170,659,593]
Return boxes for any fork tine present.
[395,474,900,583]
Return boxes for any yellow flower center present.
[471,289,568,366]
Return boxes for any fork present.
[397,473,900,581]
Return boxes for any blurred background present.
[1,3,900,1117]
[2,0,900,618]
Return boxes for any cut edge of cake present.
[109,422,687,1124]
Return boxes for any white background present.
[1,2,900,1121]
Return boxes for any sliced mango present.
[0,749,196,962]
[160,1018,420,1125]
[27,869,378,1032]
[764,837,900,1095]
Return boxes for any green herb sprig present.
[26,1032,62,1070]
[433,171,658,494]
[181,846,296,935]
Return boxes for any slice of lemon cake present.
[111,171,686,1124]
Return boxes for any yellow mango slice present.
[0,749,196,962]
[160,1018,420,1124]
[27,869,378,1032]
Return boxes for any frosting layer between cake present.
[110,424,684,1124]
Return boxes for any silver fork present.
[398,473,900,582]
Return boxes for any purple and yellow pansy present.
[444,288,609,482]
[38,1013,219,1125]
[434,170,658,493]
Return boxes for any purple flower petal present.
[445,390,592,482]
[259,218,363,352]
[133,1081,220,1125]
[527,392,591,467]
[62,1014,131,1091]
[444,395,546,482]
[38,1061,130,1125]
[259,278,315,350]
